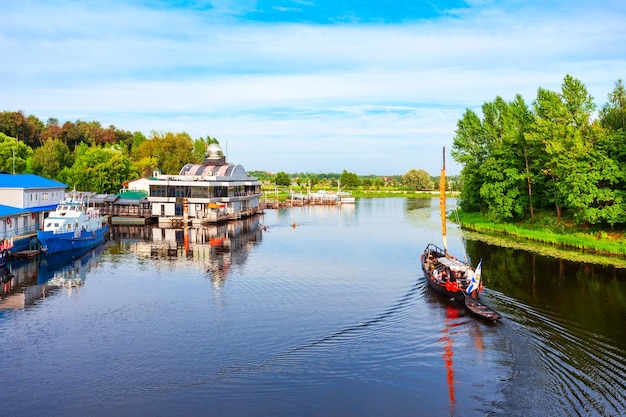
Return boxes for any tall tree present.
[0,111,42,148]
[59,146,138,193]
[137,131,196,175]
[0,132,33,173]
[402,169,434,191]
[526,86,570,220]
[339,170,361,189]
[452,109,488,212]
[274,171,291,186]
[30,139,73,179]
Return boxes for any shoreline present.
[456,211,626,259]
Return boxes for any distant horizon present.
[2,0,624,177]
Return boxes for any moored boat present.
[421,147,501,322]
[337,191,355,204]
[37,193,109,254]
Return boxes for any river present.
[0,198,624,416]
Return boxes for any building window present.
[214,186,228,197]
[150,185,166,197]
[42,193,49,201]
[191,186,209,198]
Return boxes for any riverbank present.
[457,211,626,258]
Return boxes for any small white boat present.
[337,191,355,204]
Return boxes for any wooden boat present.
[420,147,501,322]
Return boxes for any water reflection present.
[464,239,626,348]
[109,215,263,288]
[0,245,105,309]
[0,199,624,417]
[463,238,626,416]
[440,306,459,413]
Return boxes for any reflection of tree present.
[404,198,434,225]
[463,237,626,341]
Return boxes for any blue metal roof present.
[0,204,59,217]
[0,173,66,189]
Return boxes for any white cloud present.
[1,0,625,175]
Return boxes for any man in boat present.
[464,267,475,286]
[465,264,481,299]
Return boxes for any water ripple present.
[490,291,626,417]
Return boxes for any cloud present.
[1,0,625,175]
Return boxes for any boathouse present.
[146,143,262,225]
[0,173,67,252]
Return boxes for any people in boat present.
[465,268,479,298]
[464,268,475,285]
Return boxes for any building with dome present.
[146,144,262,225]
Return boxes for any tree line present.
[0,110,455,195]
[452,75,626,228]
[0,112,219,194]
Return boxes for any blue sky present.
[2,1,625,175]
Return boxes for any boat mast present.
[440,146,448,256]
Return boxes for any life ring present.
[6,218,11,226]
[32,213,35,219]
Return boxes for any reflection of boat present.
[0,238,13,267]
[37,244,104,286]
[37,192,109,254]
[0,265,12,292]
[440,306,459,413]
[421,147,501,322]
[337,191,355,204]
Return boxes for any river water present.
[0,198,624,417]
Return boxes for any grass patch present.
[456,210,626,257]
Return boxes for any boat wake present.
[215,280,425,378]
[491,292,626,417]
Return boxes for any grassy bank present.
[457,211,626,257]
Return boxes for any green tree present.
[193,136,220,161]
[137,131,196,175]
[339,170,361,189]
[477,96,534,220]
[274,171,291,186]
[600,79,626,131]
[402,169,434,191]
[527,75,599,223]
[60,146,138,193]
[0,132,33,173]
[30,139,73,179]
[452,109,489,212]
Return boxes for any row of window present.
[150,185,260,198]
[29,191,59,201]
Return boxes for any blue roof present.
[0,204,59,217]
[0,173,66,189]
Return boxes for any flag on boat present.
[466,259,482,295]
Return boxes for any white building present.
[146,144,262,225]
[0,173,67,251]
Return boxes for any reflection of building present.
[114,216,263,287]
[145,143,262,225]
